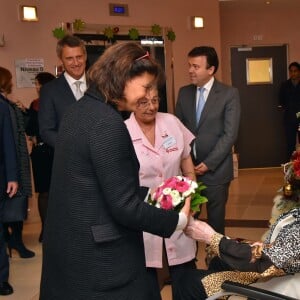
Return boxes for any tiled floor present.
[5,167,284,299]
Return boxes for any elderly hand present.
[184,217,216,244]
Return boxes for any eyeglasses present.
[137,96,160,108]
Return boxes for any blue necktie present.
[196,87,205,124]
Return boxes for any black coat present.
[0,100,17,198]
[40,88,178,299]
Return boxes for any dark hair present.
[188,46,219,74]
[56,35,86,59]
[0,66,12,94]
[87,42,164,102]
[289,62,300,71]
[35,72,56,86]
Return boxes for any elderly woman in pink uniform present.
[125,87,197,300]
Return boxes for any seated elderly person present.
[177,207,300,299]
[176,154,300,299]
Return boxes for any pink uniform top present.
[125,112,197,267]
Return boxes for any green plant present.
[73,19,85,31]
[166,29,176,42]
[128,28,139,40]
[151,24,162,35]
[52,27,66,39]
[103,27,114,40]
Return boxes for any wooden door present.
[231,45,287,168]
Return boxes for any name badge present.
[163,136,176,149]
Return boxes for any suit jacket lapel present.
[58,74,77,103]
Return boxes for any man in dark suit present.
[279,61,300,160]
[175,46,240,234]
[0,101,18,295]
[39,35,87,148]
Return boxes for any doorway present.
[231,45,287,168]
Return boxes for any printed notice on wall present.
[15,58,44,88]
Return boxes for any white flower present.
[170,190,182,206]
[162,187,172,195]
[182,189,192,198]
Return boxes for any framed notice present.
[15,58,44,88]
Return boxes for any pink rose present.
[163,177,178,189]
[175,180,190,193]
[159,194,173,210]
[154,186,164,200]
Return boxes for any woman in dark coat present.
[40,42,190,300]
[0,66,34,259]
[26,72,55,242]
[0,100,18,296]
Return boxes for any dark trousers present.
[202,182,230,235]
[0,222,9,282]
[145,268,162,300]
[147,246,197,300]
[169,260,197,300]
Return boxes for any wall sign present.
[15,58,44,88]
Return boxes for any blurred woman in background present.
[26,72,55,242]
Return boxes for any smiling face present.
[60,45,87,80]
[118,72,155,112]
[134,88,159,125]
[188,55,215,87]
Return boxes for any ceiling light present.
[192,17,204,29]
[20,5,38,22]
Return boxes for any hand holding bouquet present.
[148,176,208,212]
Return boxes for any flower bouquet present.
[147,176,208,212]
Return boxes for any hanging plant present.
[73,19,85,31]
[103,27,114,40]
[128,28,139,40]
[52,27,66,39]
[151,24,162,36]
[166,29,176,42]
